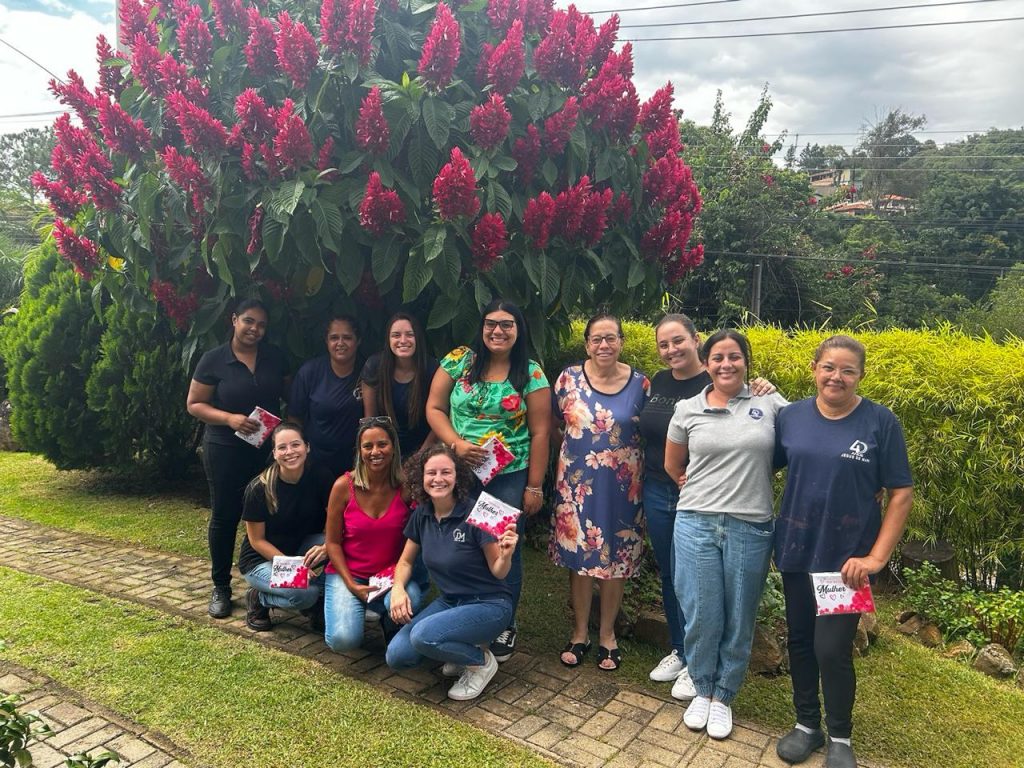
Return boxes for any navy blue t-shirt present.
[289,356,362,476]
[403,499,510,599]
[774,397,913,572]
[360,353,438,460]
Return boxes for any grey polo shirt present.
[666,384,788,522]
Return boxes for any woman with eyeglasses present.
[289,314,363,477]
[360,312,438,461]
[774,336,912,768]
[426,299,551,662]
[323,416,424,651]
[550,313,649,671]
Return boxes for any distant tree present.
[855,109,927,199]
[0,128,54,202]
[962,263,1024,341]
[797,143,848,174]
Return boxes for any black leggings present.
[202,440,269,588]
[782,572,861,739]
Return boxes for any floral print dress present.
[550,364,649,579]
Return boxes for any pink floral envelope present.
[811,572,876,616]
[472,436,515,485]
[367,565,396,603]
[270,556,309,589]
[234,406,281,448]
[467,491,521,538]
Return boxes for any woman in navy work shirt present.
[385,444,517,702]
[774,335,912,768]
[186,298,289,619]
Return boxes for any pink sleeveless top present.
[335,473,410,580]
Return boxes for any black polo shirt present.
[403,499,510,599]
[192,341,289,446]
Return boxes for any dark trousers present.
[782,572,861,739]
[202,439,269,588]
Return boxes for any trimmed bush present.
[552,320,1024,589]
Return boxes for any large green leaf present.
[403,246,432,302]
[423,223,446,263]
[408,124,439,192]
[211,236,237,293]
[627,258,646,288]
[292,208,322,266]
[541,253,561,306]
[474,278,492,309]
[489,181,512,220]
[438,236,462,286]
[262,216,286,265]
[372,233,402,282]
[135,172,159,247]
[522,250,542,292]
[426,295,460,329]
[267,178,305,222]
[422,97,453,150]
[335,237,364,295]
[310,197,344,253]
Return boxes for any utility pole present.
[750,255,764,320]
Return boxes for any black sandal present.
[596,645,622,671]
[560,640,592,667]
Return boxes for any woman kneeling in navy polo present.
[386,445,517,701]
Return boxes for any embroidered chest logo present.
[841,440,871,463]
[748,408,764,421]
[452,528,466,543]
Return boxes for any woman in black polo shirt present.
[186,298,289,619]
[385,445,517,701]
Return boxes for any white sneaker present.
[706,701,733,739]
[447,651,498,701]
[649,650,685,682]
[441,662,464,677]
[683,695,711,731]
[670,666,697,701]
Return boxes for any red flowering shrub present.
[471,213,508,272]
[470,94,511,151]
[419,3,460,92]
[355,87,389,156]
[433,147,479,220]
[359,172,405,235]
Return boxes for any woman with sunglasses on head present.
[239,421,333,633]
[426,299,551,662]
[385,445,517,701]
[323,416,424,651]
[774,336,912,768]
[550,313,649,671]
[187,298,290,620]
[289,314,363,477]
[360,312,438,461]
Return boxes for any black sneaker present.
[245,588,273,632]
[825,739,856,768]
[208,585,232,618]
[490,627,517,662]
[777,727,826,763]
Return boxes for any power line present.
[0,37,65,83]
[0,110,63,120]
[707,249,1014,273]
[624,15,1024,40]
[620,0,1007,28]
[588,0,743,15]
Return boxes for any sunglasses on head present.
[359,416,393,428]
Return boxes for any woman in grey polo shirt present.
[664,329,787,740]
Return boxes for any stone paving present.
[0,515,857,768]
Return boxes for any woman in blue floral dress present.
[550,313,649,671]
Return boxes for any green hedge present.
[552,320,1024,589]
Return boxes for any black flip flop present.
[560,640,592,667]
[596,645,622,671]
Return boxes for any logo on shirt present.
[452,528,466,543]
[841,440,871,463]
[748,408,764,421]
[353,386,363,401]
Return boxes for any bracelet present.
[525,486,543,496]
[448,440,458,452]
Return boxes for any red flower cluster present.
[53,219,101,279]
[175,1,212,73]
[520,0,553,33]
[523,191,555,248]
[355,86,390,156]
[48,71,98,133]
[644,152,690,208]
[44,114,122,212]
[840,264,854,276]
[359,172,405,235]
[131,35,164,95]
[432,147,479,220]
[580,186,613,246]
[581,45,638,141]
[471,213,507,272]
[247,206,264,256]
[548,176,610,245]
[210,0,244,37]
[119,0,157,47]
[487,0,517,31]
[592,15,619,69]
[31,172,86,219]
[245,8,278,79]
[533,6,595,89]
[761,173,774,187]
[317,136,336,175]
[272,99,313,171]
[275,12,318,89]
[321,0,377,66]
[543,96,578,156]
[97,99,151,160]
[512,124,541,187]
[611,190,632,223]
[640,208,693,262]
[485,19,524,95]
[646,121,681,158]
[663,244,703,283]
[470,93,511,151]
[167,91,229,155]
[161,145,210,214]
[234,89,275,141]
[157,55,190,96]
[638,82,674,135]
[419,3,460,91]
[150,279,199,330]
[96,36,125,99]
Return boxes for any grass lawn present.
[4,452,1024,767]
[0,568,551,768]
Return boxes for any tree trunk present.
[901,540,958,583]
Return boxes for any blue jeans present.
[323,574,425,652]
[674,512,774,704]
[385,594,513,669]
[242,533,325,611]
[479,468,527,622]
[643,477,685,655]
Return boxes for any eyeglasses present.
[588,334,623,346]
[816,363,861,379]
[483,319,516,332]
[358,416,393,428]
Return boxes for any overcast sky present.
[1,0,1022,150]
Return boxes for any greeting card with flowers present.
[811,572,876,616]
[234,406,281,448]
[467,491,521,538]
[367,565,396,603]
[270,556,309,589]
[472,436,515,485]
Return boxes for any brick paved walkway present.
[0,516,850,768]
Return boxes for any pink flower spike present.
[418,3,460,92]
[432,146,479,220]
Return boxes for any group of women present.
[186,297,913,768]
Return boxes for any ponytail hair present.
[244,421,306,515]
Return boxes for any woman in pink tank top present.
[323,417,425,651]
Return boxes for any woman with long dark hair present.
[426,299,551,662]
